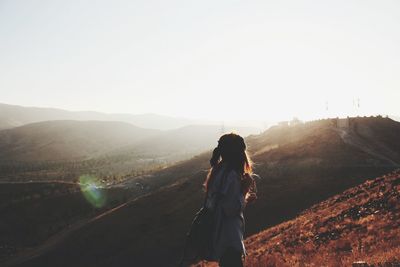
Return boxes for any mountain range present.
[0,103,264,131]
[0,103,259,182]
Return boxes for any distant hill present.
[4,117,400,267]
[0,120,159,162]
[0,103,262,133]
[0,103,201,130]
[122,124,260,157]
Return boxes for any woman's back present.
[205,163,246,261]
[182,133,255,267]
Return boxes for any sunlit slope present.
[12,117,400,267]
[242,171,400,266]
[244,117,400,232]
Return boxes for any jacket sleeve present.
[219,171,244,217]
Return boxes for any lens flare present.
[79,175,107,208]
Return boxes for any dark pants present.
[219,247,244,267]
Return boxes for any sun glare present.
[79,175,107,208]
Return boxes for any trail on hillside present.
[0,180,77,185]
[2,199,133,267]
[334,128,399,166]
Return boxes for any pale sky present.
[1,0,399,122]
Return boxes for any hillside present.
[1,153,211,267]
[0,121,256,182]
[3,117,400,267]
[238,171,400,267]
[0,120,160,162]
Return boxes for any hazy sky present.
[1,0,399,121]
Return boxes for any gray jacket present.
[205,164,246,260]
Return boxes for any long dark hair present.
[203,133,253,192]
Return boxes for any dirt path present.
[0,180,78,185]
[2,200,130,267]
[334,128,399,166]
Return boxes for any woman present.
[204,133,257,267]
